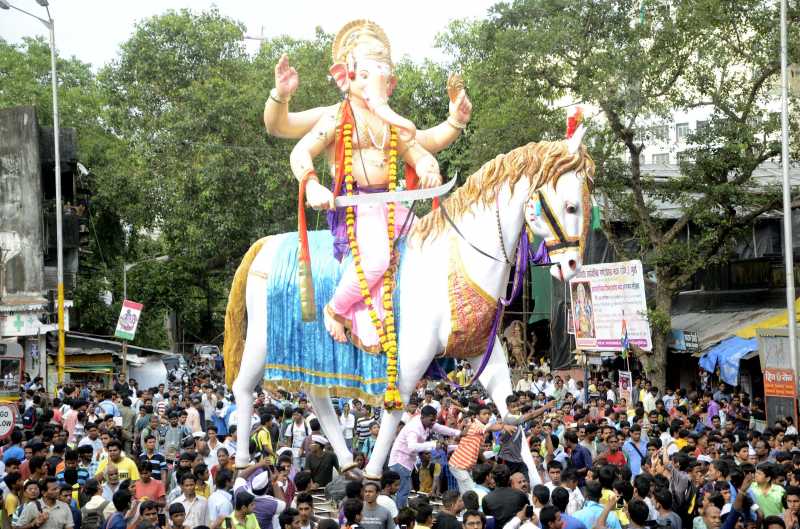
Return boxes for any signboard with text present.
[764,368,796,397]
[0,404,16,440]
[569,260,652,351]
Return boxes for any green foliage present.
[438,0,799,382]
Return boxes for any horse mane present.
[410,140,595,243]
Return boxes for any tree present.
[441,0,800,386]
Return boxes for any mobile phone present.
[525,505,534,519]
[616,498,625,509]
[158,514,166,527]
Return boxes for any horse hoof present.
[363,472,382,481]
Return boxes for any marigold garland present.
[342,122,403,410]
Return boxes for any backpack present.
[22,406,37,430]
[81,499,110,529]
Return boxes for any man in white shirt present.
[284,410,309,470]
[170,473,209,528]
[206,470,233,523]
[376,471,400,519]
[421,392,441,413]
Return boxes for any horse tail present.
[224,237,269,387]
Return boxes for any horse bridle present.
[439,188,580,264]
[535,190,582,256]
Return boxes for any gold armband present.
[446,115,467,130]
[269,88,290,105]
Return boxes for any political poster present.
[569,260,651,351]
[115,300,143,341]
[618,370,633,403]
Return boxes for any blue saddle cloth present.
[265,230,402,402]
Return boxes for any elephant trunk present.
[363,74,416,141]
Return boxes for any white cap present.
[251,471,270,493]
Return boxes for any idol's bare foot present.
[324,305,347,343]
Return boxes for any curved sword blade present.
[333,174,457,208]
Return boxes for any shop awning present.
[670,308,784,352]
[735,298,800,338]
[698,336,759,386]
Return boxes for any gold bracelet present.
[269,88,290,105]
[447,115,467,130]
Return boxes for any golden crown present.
[331,19,392,67]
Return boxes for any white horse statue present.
[223,126,594,479]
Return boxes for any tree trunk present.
[648,281,674,390]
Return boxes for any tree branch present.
[600,102,658,245]
[741,63,781,122]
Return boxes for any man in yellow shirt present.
[95,440,140,482]
[3,472,21,527]
[251,414,276,465]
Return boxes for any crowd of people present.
[0,357,798,529]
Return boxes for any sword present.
[333,174,457,208]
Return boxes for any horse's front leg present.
[475,336,541,484]
[307,386,353,468]
[363,330,439,482]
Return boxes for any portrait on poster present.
[571,281,595,339]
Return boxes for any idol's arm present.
[289,109,338,210]
[263,53,337,139]
[264,100,336,139]
[416,89,472,154]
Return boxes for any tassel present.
[298,174,317,322]
[405,165,418,191]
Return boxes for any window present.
[652,153,670,164]
[652,125,670,142]
[676,123,690,142]
[696,120,709,132]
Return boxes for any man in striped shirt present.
[450,405,516,494]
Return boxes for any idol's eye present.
[565,203,577,214]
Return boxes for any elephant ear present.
[387,76,398,97]
[330,62,350,92]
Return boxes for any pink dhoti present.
[329,202,414,351]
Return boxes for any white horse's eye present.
[566,204,577,214]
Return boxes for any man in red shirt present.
[449,406,516,494]
[134,461,166,507]
[601,433,627,467]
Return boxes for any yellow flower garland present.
[342,123,403,410]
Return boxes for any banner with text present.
[114,300,143,341]
[569,260,652,351]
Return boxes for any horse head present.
[525,108,594,281]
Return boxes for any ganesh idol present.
[267,20,472,348]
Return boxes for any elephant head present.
[329,20,416,141]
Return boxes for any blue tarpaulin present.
[698,336,759,386]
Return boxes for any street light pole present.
[121,256,169,378]
[0,1,64,388]
[779,0,798,396]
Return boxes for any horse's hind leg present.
[307,387,353,467]
[232,273,269,468]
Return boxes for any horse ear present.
[566,106,586,154]
[330,62,350,92]
[567,125,587,154]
